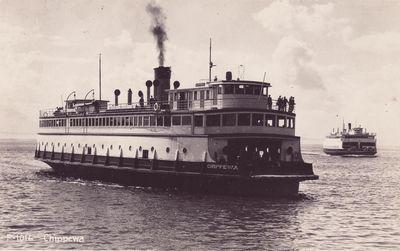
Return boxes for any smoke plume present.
[146,2,168,66]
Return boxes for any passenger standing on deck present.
[283,96,288,112]
[288,96,295,113]
[149,96,155,106]
[267,95,272,109]
[277,96,282,111]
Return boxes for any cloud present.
[347,31,400,53]
[104,30,133,49]
[272,36,324,90]
[253,0,350,38]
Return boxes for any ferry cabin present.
[37,77,303,174]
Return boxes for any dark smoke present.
[146,2,168,66]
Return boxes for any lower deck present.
[35,147,316,177]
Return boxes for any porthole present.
[110,145,113,150]
[85,144,87,147]
[78,144,81,148]
[64,143,66,147]
[183,148,187,154]
[101,144,104,149]
[93,144,95,148]
[57,143,60,147]
[139,146,142,151]
[119,145,121,150]
[151,146,154,152]
[71,143,73,147]
[166,147,170,153]
[286,147,293,155]
[129,146,132,151]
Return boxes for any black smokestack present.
[154,67,171,102]
[146,2,168,66]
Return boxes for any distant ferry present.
[323,123,377,156]
[34,51,318,197]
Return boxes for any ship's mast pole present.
[209,39,212,81]
[99,53,102,101]
[209,38,215,82]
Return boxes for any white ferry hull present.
[323,136,377,156]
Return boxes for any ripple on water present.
[1,141,400,250]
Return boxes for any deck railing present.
[39,98,295,118]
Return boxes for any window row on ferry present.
[39,113,294,129]
[169,84,268,102]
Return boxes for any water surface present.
[0,139,399,250]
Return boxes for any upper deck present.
[327,123,376,139]
[38,69,298,138]
[167,80,272,111]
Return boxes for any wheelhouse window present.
[263,86,268,96]
[194,115,203,127]
[222,113,236,126]
[245,85,254,95]
[266,114,276,127]
[206,114,221,126]
[254,85,261,95]
[238,113,251,126]
[287,117,295,128]
[223,84,234,94]
[252,113,264,126]
[234,85,245,94]
[278,116,286,127]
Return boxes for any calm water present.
[0,139,399,250]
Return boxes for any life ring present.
[153,103,160,111]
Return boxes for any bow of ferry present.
[35,67,318,197]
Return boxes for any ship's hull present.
[323,148,377,156]
[35,150,317,197]
[323,136,377,156]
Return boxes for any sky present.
[0,0,399,146]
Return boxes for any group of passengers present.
[268,96,295,112]
[218,145,281,169]
[137,96,157,108]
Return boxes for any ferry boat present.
[323,123,377,156]
[34,57,318,197]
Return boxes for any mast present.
[99,53,102,101]
[209,38,215,81]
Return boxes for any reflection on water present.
[0,139,399,250]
